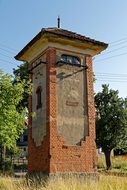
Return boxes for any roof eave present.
[15,31,42,60]
[15,29,108,61]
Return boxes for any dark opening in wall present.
[36,86,42,109]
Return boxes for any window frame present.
[60,54,81,66]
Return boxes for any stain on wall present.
[56,63,88,145]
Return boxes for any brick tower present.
[15,27,108,177]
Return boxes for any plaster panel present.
[56,64,88,145]
[32,63,46,146]
[49,42,96,56]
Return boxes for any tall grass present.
[0,156,127,189]
[0,175,127,190]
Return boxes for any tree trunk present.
[3,145,6,162]
[0,146,2,165]
[104,150,112,170]
[3,145,6,172]
[0,146,3,170]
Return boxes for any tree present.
[95,84,127,170]
[0,70,28,166]
[13,62,29,109]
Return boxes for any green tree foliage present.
[13,62,29,109]
[95,84,127,170]
[0,70,28,166]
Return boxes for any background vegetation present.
[95,84,127,169]
[0,68,30,173]
[97,155,127,173]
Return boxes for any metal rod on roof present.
[57,16,60,28]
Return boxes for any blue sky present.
[0,0,127,97]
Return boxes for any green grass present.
[0,175,127,190]
[97,155,127,172]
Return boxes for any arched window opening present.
[60,54,81,65]
[36,86,42,109]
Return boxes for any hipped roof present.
[15,27,108,60]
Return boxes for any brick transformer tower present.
[15,27,108,176]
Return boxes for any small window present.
[36,86,42,109]
[60,54,80,65]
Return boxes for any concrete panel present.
[56,64,88,145]
[32,64,46,146]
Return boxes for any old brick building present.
[15,27,108,177]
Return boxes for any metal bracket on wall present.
[56,61,88,70]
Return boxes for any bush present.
[0,160,14,175]
[97,155,106,169]
[112,156,127,171]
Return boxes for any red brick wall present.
[28,48,96,174]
